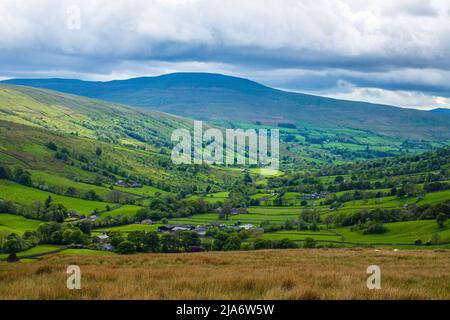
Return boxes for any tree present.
[65,186,78,197]
[161,233,180,253]
[76,220,92,235]
[436,213,447,229]
[62,227,84,245]
[116,241,136,254]
[334,176,345,184]
[363,221,387,235]
[253,239,272,250]
[297,219,308,231]
[223,235,241,251]
[37,222,62,244]
[45,203,67,222]
[219,200,233,220]
[324,215,333,229]
[108,232,126,247]
[303,237,316,248]
[3,233,22,254]
[96,147,103,157]
[45,141,58,151]
[85,190,101,201]
[143,232,160,252]
[277,238,297,249]
[243,172,253,185]
[45,196,53,209]
[179,231,201,251]
[0,165,12,180]
[127,231,146,251]
[14,168,32,186]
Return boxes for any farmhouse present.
[231,208,248,215]
[93,233,109,243]
[214,207,248,215]
[158,224,196,233]
[194,226,208,236]
[300,191,332,200]
[130,182,143,188]
[115,180,127,187]
[140,219,153,225]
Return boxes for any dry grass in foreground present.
[1,248,449,300]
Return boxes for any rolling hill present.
[0,85,243,194]
[3,73,450,141]
[429,108,450,115]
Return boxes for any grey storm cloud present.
[0,0,449,108]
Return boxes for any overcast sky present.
[1,0,449,109]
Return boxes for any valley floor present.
[1,248,449,300]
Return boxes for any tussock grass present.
[0,249,449,300]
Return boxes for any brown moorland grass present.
[0,248,449,300]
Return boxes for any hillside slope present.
[0,85,242,193]
[0,84,192,151]
[429,108,450,115]
[4,73,450,141]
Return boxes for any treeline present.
[104,227,323,254]
[0,221,91,256]
[319,147,450,178]
[332,200,450,227]
[0,197,68,222]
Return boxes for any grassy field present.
[0,245,62,259]
[58,249,116,256]
[0,179,111,215]
[98,205,142,218]
[0,214,43,235]
[28,170,127,200]
[337,220,450,244]
[1,249,449,299]
[94,223,161,233]
[258,220,450,246]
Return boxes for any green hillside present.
[4,73,450,141]
[0,84,449,260]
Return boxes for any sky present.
[0,0,449,110]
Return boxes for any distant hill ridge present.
[429,108,450,115]
[3,72,450,140]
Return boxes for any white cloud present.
[0,0,449,108]
[320,84,450,110]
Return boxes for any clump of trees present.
[0,221,90,257]
[332,200,450,228]
[0,165,32,187]
[0,196,68,222]
[108,230,202,254]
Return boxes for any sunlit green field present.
[94,223,161,233]
[98,204,142,218]
[0,245,62,259]
[337,220,450,244]
[0,214,43,235]
[257,220,450,246]
[58,248,116,256]
[28,170,124,200]
[0,179,111,215]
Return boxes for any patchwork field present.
[0,214,43,235]
[0,179,111,215]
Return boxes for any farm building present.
[93,233,109,243]
[158,224,196,233]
